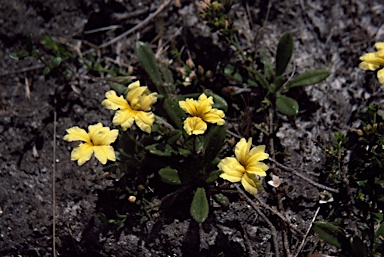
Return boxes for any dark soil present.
[1,0,383,256]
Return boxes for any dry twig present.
[268,158,339,193]
[293,206,320,257]
[235,184,279,257]
[52,111,57,257]
[99,0,172,49]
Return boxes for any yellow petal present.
[375,42,384,51]
[102,90,130,110]
[241,173,259,195]
[179,98,198,116]
[112,109,135,130]
[218,157,244,181]
[377,68,384,85]
[359,61,380,71]
[183,117,207,135]
[234,138,251,165]
[64,126,90,143]
[360,53,384,66]
[127,86,148,110]
[246,162,269,176]
[93,145,116,164]
[247,145,269,164]
[203,108,225,125]
[71,143,94,166]
[134,111,156,133]
[92,128,118,146]
[196,94,213,114]
[139,92,158,111]
[127,80,141,91]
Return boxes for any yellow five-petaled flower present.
[359,42,384,85]
[218,138,269,195]
[179,93,225,135]
[64,123,118,166]
[102,81,158,133]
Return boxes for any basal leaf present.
[159,168,183,185]
[213,193,230,207]
[164,99,186,131]
[275,32,293,76]
[190,187,209,223]
[134,41,165,94]
[205,170,222,184]
[286,69,330,88]
[313,221,350,249]
[275,94,299,116]
[203,125,226,165]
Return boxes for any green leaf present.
[9,53,20,60]
[167,130,182,144]
[270,75,286,93]
[159,61,175,92]
[134,41,165,94]
[374,222,384,250]
[313,221,350,249]
[108,82,128,95]
[285,69,330,88]
[164,99,186,131]
[203,125,226,165]
[260,51,274,81]
[159,168,183,185]
[145,143,176,157]
[248,68,269,89]
[224,64,243,83]
[205,170,222,183]
[275,32,293,76]
[351,236,370,257]
[43,66,51,75]
[190,187,209,223]
[275,94,299,116]
[213,193,230,207]
[52,56,62,66]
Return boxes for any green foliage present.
[10,35,75,76]
[275,32,294,77]
[190,187,209,223]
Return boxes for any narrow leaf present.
[190,187,209,223]
[205,170,222,184]
[275,32,293,76]
[248,68,269,89]
[159,168,183,185]
[313,221,350,249]
[134,41,165,94]
[213,193,230,207]
[275,94,299,116]
[164,99,186,131]
[286,69,330,88]
[203,125,226,165]
[166,129,182,145]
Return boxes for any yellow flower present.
[64,123,118,166]
[359,42,384,84]
[179,93,225,135]
[218,138,269,195]
[102,81,158,133]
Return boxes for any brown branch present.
[268,157,339,193]
[98,0,172,49]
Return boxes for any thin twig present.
[268,158,339,193]
[99,0,172,48]
[254,195,304,236]
[52,111,57,257]
[0,64,45,77]
[293,206,320,257]
[235,184,279,257]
